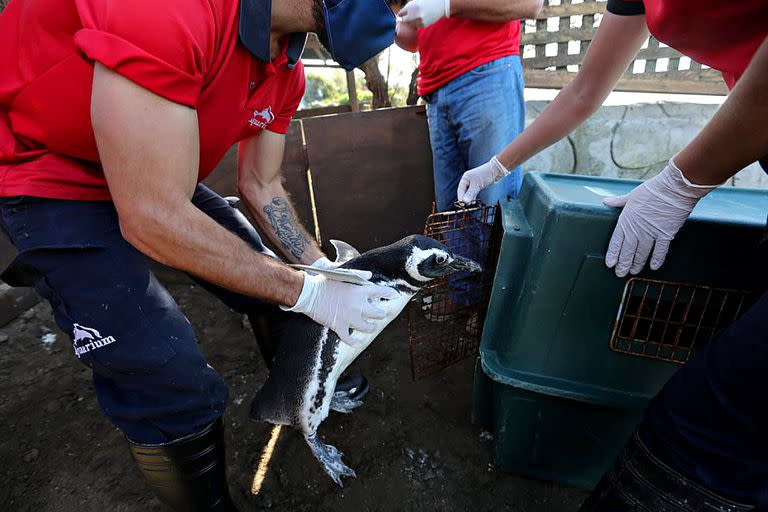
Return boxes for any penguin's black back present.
[249,313,329,426]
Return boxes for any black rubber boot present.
[578,432,756,512]
[334,373,369,402]
[128,419,237,511]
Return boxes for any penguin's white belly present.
[333,289,413,379]
[300,288,414,434]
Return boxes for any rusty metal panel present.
[610,278,750,364]
[407,204,502,379]
[302,106,434,253]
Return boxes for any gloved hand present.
[604,160,719,277]
[398,0,450,28]
[310,256,341,270]
[283,272,398,346]
[456,156,509,204]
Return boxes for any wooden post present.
[346,70,359,112]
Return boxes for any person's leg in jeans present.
[444,55,526,309]
[452,55,525,204]
[424,86,475,318]
[427,88,466,213]
[427,55,526,211]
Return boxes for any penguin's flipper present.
[288,265,372,285]
[305,434,356,486]
[330,240,361,264]
[249,381,294,426]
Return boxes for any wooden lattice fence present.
[521,0,727,95]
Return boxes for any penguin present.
[249,234,482,485]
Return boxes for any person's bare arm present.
[395,20,419,52]
[236,131,324,265]
[497,13,649,169]
[457,12,649,203]
[90,63,303,306]
[450,0,542,21]
[674,36,768,185]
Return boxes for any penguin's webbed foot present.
[330,391,364,414]
[305,434,356,486]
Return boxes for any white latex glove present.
[604,160,719,277]
[310,256,341,270]
[283,272,397,346]
[398,0,450,28]
[456,156,509,204]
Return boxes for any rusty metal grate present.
[610,278,751,364]
[407,203,502,380]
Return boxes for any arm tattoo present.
[263,197,310,260]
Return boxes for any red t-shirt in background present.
[416,19,521,97]
[0,0,306,201]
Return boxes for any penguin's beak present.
[448,255,482,273]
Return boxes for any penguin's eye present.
[435,254,447,265]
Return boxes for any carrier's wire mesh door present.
[407,203,502,380]
[610,278,751,364]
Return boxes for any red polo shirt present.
[607,0,768,89]
[0,0,306,201]
[416,19,521,97]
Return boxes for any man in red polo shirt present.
[457,0,768,509]
[0,0,395,508]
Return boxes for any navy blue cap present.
[239,0,307,69]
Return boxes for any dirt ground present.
[0,283,588,511]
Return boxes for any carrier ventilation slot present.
[610,278,750,364]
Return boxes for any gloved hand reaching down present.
[603,159,720,277]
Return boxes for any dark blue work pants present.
[0,185,283,444]
[640,161,768,507]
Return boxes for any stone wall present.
[521,101,767,188]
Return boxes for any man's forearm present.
[450,0,542,21]
[239,182,324,265]
[237,131,324,265]
[121,199,304,307]
[497,13,649,170]
[675,37,768,185]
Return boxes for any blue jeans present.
[426,55,525,305]
[0,185,283,444]
[426,54,525,212]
